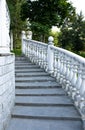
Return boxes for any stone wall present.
[0,54,15,130]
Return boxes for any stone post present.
[21,31,26,54]
[47,36,54,74]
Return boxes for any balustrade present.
[22,32,85,119]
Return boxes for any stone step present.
[15,96,74,106]
[15,65,40,69]
[11,106,81,120]
[15,68,44,72]
[15,59,30,62]
[15,88,66,95]
[15,62,33,66]
[15,59,27,62]
[15,56,27,60]
[15,81,61,89]
[15,76,55,82]
[15,72,49,77]
[6,118,83,130]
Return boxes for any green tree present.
[58,12,85,52]
[6,0,27,49]
[49,30,60,46]
[21,0,75,41]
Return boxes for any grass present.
[78,51,85,58]
[11,49,22,56]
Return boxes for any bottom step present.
[6,118,83,130]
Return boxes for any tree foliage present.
[58,12,85,52]
[6,0,27,49]
[21,0,75,41]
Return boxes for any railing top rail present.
[24,38,48,47]
[51,46,85,65]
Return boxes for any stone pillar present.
[0,0,10,53]
[26,31,32,39]
[47,36,54,74]
[21,31,26,54]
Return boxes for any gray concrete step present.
[15,64,40,69]
[15,65,40,69]
[15,72,49,77]
[15,96,74,106]
[15,76,55,82]
[15,88,66,95]
[15,81,60,89]
[12,106,81,120]
[15,68,44,72]
[15,63,33,66]
[6,118,83,130]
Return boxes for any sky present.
[69,0,85,17]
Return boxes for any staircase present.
[6,56,83,130]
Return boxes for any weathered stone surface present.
[15,81,60,88]
[0,54,15,130]
[6,119,83,130]
[15,96,73,105]
[15,88,66,95]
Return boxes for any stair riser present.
[15,86,61,89]
[15,94,65,96]
[12,115,81,121]
[15,103,74,107]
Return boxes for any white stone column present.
[21,31,26,54]
[0,0,10,53]
[47,36,54,74]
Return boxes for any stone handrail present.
[22,33,85,119]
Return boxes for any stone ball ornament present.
[48,36,54,45]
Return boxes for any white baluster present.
[62,59,67,89]
[59,57,65,84]
[43,48,47,70]
[65,60,70,91]
[44,48,48,71]
[53,51,58,77]
[79,70,85,97]
[68,64,78,96]
[56,55,61,82]
[77,70,85,115]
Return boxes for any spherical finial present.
[22,31,25,34]
[48,36,54,45]
[48,36,54,42]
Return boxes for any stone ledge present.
[0,53,14,56]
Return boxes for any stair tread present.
[6,118,83,130]
[15,88,66,95]
[15,76,55,82]
[12,106,81,119]
[15,81,60,88]
[15,72,49,77]
[15,96,73,105]
[15,68,44,71]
